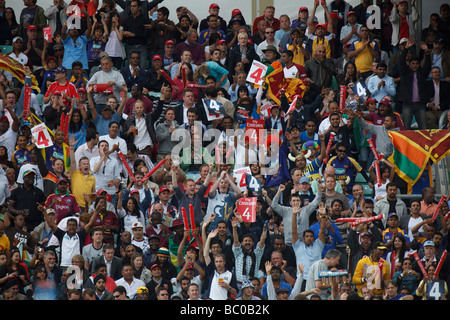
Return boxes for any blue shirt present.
[261,281,292,299]
[293,238,324,280]
[69,121,88,150]
[62,34,89,70]
[310,221,343,258]
[94,113,122,136]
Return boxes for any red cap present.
[217,39,226,45]
[152,55,163,61]
[159,185,172,194]
[56,177,68,184]
[346,11,356,17]
[247,39,253,45]
[130,189,140,195]
[96,189,107,196]
[379,97,392,106]
[78,87,87,93]
[53,90,62,95]
[232,8,241,16]
[165,40,175,46]
[27,25,37,31]
[365,97,378,105]
[315,23,327,30]
[330,12,342,20]
[398,0,408,5]
[209,3,220,9]
[299,6,308,12]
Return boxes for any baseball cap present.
[217,39,226,45]
[297,21,307,30]
[241,280,254,289]
[46,208,56,215]
[359,232,372,239]
[96,188,107,196]
[169,218,183,230]
[131,222,144,229]
[387,212,398,219]
[53,90,62,96]
[185,263,194,270]
[398,0,408,5]
[299,176,310,184]
[209,3,220,9]
[77,87,87,93]
[232,9,241,16]
[346,11,356,17]
[441,3,450,10]
[276,288,290,294]
[12,36,23,43]
[165,40,175,46]
[379,97,392,106]
[137,287,149,294]
[330,12,342,20]
[365,97,378,105]
[423,240,435,247]
[152,54,162,61]
[399,37,408,45]
[27,25,37,31]
[23,169,36,178]
[230,17,243,25]
[316,23,327,30]
[150,263,162,270]
[46,56,57,63]
[102,105,113,112]
[130,189,140,195]
[159,185,171,194]
[148,235,160,242]
[434,37,444,43]
[299,6,308,12]
[56,177,68,184]
[372,241,388,250]
[54,66,67,74]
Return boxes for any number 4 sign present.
[247,61,267,86]
[32,123,53,149]
[233,166,251,192]
[237,197,257,223]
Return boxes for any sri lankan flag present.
[0,53,40,92]
[263,61,307,105]
[388,130,450,186]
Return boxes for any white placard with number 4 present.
[246,61,267,86]
[32,123,54,149]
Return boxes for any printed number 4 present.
[249,68,264,84]
[37,130,51,147]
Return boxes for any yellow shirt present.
[311,35,332,59]
[287,43,307,66]
[71,170,96,208]
[351,40,378,73]
[352,255,390,297]
[0,234,10,254]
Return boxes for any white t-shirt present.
[99,134,127,161]
[0,127,18,160]
[209,269,233,300]
[134,117,152,150]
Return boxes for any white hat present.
[132,222,144,229]
[12,36,23,43]
[399,38,408,45]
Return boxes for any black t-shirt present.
[388,199,397,214]
[10,185,46,225]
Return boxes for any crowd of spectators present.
[0,0,450,301]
